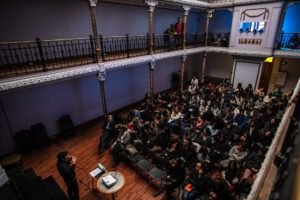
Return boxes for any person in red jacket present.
[175,17,184,47]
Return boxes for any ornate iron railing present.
[278,32,300,50]
[0,32,229,78]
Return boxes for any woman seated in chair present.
[111,126,133,167]
[154,159,186,199]
[182,162,208,200]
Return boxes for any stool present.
[1,153,23,170]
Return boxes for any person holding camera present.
[57,151,79,200]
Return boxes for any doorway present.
[258,61,273,94]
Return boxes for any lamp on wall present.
[264,57,273,63]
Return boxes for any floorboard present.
[22,119,166,200]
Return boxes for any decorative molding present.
[88,0,97,7]
[240,8,270,21]
[97,68,106,82]
[145,0,158,12]
[182,5,191,16]
[149,57,156,70]
[1,47,296,92]
[181,54,187,63]
[274,50,300,58]
[0,64,99,92]
[161,0,278,9]
[207,9,214,18]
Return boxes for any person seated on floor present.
[182,162,208,200]
[235,166,258,198]
[99,114,116,154]
[162,138,182,160]
[196,127,211,146]
[191,76,199,87]
[222,160,239,190]
[244,84,254,99]
[207,178,231,200]
[220,143,248,168]
[197,145,211,165]
[181,137,197,167]
[188,83,198,94]
[154,159,186,199]
[168,106,182,132]
[234,82,243,95]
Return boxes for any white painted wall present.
[229,2,284,52]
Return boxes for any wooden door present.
[258,62,273,94]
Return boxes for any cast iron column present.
[149,59,156,105]
[88,0,102,62]
[145,0,158,55]
[201,9,214,83]
[180,54,187,93]
[182,6,191,49]
[97,68,108,117]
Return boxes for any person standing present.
[57,151,79,200]
[99,114,116,153]
[164,24,175,49]
[175,17,184,47]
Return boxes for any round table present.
[97,171,125,200]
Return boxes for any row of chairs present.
[124,142,182,199]
[13,115,75,153]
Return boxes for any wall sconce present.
[281,60,287,65]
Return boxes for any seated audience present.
[106,75,289,199]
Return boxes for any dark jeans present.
[99,130,113,152]
[175,35,182,47]
[182,188,199,200]
[66,179,79,200]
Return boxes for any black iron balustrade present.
[186,33,206,47]
[278,32,300,50]
[207,32,230,47]
[0,37,95,78]
[100,34,148,61]
[210,0,232,3]
[0,32,229,79]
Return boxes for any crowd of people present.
[98,75,290,200]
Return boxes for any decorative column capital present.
[207,9,214,18]
[97,65,106,81]
[183,5,191,16]
[181,54,187,63]
[88,0,98,7]
[145,0,158,12]
[149,58,156,70]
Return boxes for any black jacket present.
[57,161,76,185]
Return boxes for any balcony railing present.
[0,32,229,79]
[278,32,300,50]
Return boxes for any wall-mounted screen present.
[239,21,267,33]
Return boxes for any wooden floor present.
[22,119,165,200]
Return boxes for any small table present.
[97,171,125,200]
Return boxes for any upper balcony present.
[0,32,230,79]
[276,2,300,53]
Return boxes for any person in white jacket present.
[220,143,248,168]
